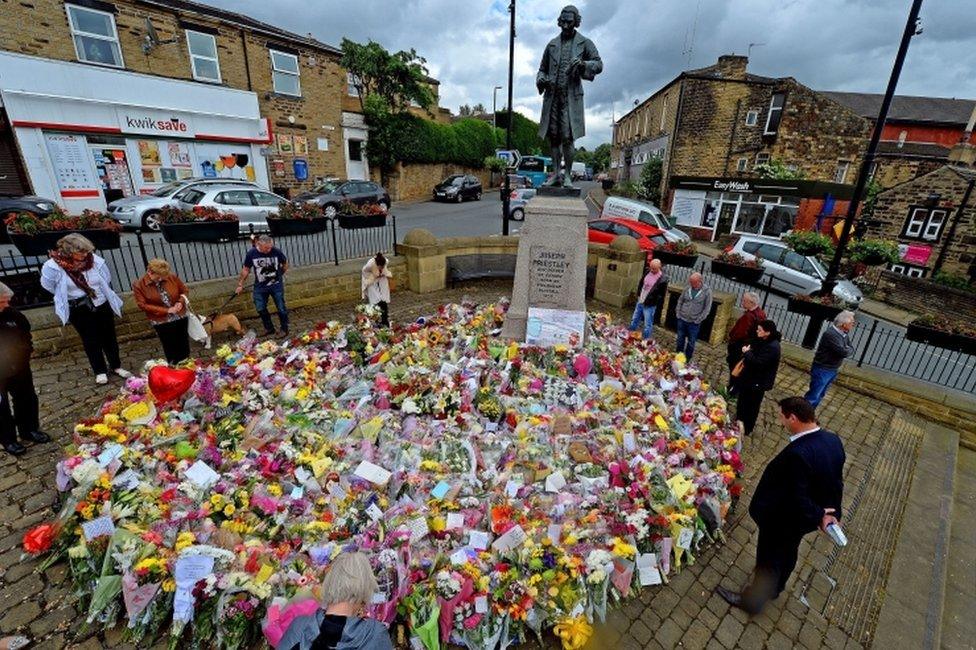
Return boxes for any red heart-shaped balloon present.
[148,366,196,404]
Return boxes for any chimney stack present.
[716,55,749,80]
[948,103,976,167]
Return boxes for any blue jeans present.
[253,282,289,333]
[804,363,839,408]
[628,303,657,339]
[676,319,701,360]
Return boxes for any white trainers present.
[95,374,109,385]
[114,368,133,379]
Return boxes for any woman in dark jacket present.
[735,319,782,436]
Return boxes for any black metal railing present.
[2,215,396,308]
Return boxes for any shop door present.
[90,146,135,204]
[717,202,738,236]
[0,120,29,196]
[345,129,367,180]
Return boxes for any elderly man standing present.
[0,283,50,456]
[804,310,855,408]
[675,272,712,361]
[727,291,766,384]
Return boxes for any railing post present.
[391,214,397,251]
[135,230,150,267]
[762,274,773,310]
[857,318,879,367]
[329,217,339,265]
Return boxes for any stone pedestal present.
[593,235,648,308]
[501,195,589,341]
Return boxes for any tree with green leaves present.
[592,143,612,173]
[637,157,663,205]
[755,158,805,180]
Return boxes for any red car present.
[587,217,667,260]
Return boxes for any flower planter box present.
[336,213,387,230]
[267,218,329,237]
[710,260,764,284]
[651,249,698,268]
[9,228,121,255]
[786,296,845,321]
[906,322,976,356]
[160,220,239,243]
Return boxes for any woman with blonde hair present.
[133,259,191,364]
[40,234,129,385]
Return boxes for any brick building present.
[0,0,449,212]
[612,55,869,241]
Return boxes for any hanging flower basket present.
[336,202,388,230]
[652,240,698,268]
[710,252,764,283]
[848,239,900,267]
[787,295,846,321]
[158,206,240,243]
[782,230,835,258]
[906,317,976,355]
[267,201,329,236]
[4,208,121,255]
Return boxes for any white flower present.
[402,399,420,414]
[71,459,103,486]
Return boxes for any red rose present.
[23,523,58,555]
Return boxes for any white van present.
[601,196,690,243]
[571,162,587,180]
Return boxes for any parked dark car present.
[0,195,58,244]
[433,174,483,203]
[499,174,533,199]
[293,179,391,218]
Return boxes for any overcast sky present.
[206,0,975,150]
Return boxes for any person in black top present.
[235,235,289,338]
[0,283,51,456]
[734,319,782,436]
[717,397,845,615]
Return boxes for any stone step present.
[940,447,976,649]
[872,420,959,650]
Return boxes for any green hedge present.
[380,115,496,168]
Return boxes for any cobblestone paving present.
[0,279,922,649]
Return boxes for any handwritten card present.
[366,503,384,522]
[469,530,490,551]
[638,553,662,586]
[295,467,311,484]
[185,460,220,489]
[450,548,472,565]
[545,471,567,493]
[98,443,124,467]
[505,480,521,498]
[353,461,392,486]
[622,432,637,452]
[175,554,215,586]
[290,486,304,500]
[82,515,115,541]
[676,527,694,550]
[430,481,451,500]
[113,469,140,490]
[491,524,526,552]
[446,513,465,530]
[407,517,429,543]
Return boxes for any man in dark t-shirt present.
[236,235,289,337]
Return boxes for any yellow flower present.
[161,578,176,593]
[210,494,225,508]
[267,484,282,497]
[81,505,95,520]
[223,504,236,517]
[611,537,637,558]
[176,531,195,553]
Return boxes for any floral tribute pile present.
[25,301,742,650]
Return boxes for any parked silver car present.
[729,235,863,306]
[508,188,537,221]
[108,178,258,231]
[174,185,288,233]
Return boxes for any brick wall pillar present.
[395,229,446,293]
[593,236,646,308]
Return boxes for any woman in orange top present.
[133,259,190,364]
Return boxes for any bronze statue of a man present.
[536,5,602,188]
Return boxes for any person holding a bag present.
[133,259,192,365]
[361,253,392,327]
[40,234,130,385]
[733,319,782,436]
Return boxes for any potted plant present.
[848,239,900,267]
[906,314,976,355]
[651,240,698,268]
[266,201,328,237]
[158,206,239,243]
[4,207,121,255]
[710,251,765,283]
[786,292,849,320]
[782,230,835,258]
[336,201,388,230]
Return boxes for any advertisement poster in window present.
[91,147,135,200]
[160,168,177,183]
[276,134,294,155]
[293,135,308,155]
[168,142,192,167]
[138,140,161,166]
[177,168,193,180]
[196,143,255,181]
[272,158,286,177]
[45,133,99,196]
[142,167,161,183]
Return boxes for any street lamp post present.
[821,0,924,294]
[502,0,515,236]
[492,85,502,129]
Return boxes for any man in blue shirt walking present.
[236,235,289,338]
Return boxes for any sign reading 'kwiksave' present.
[117,110,195,137]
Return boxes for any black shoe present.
[276,330,290,339]
[22,430,51,444]
[262,329,276,337]
[716,585,744,609]
[3,442,27,456]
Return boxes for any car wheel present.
[142,211,161,231]
[455,193,463,203]
[475,191,482,201]
[512,208,524,221]
[323,204,338,218]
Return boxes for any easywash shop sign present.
[117,110,195,138]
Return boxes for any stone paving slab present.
[0,279,935,649]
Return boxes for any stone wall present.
[24,257,405,357]
[871,271,976,320]
[374,163,492,202]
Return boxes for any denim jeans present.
[676,319,702,360]
[804,363,839,408]
[628,302,656,339]
[253,282,289,333]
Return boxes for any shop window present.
[763,93,785,135]
[347,72,360,96]
[834,160,850,184]
[754,152,770,168]
[66,4,123,68]
[270,50,301,96]
[736,157,748,172]
[745,110,759,126]
[902,206,947,241]
[889,263,926,278]
[186,30,221,83]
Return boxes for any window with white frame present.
[745,110,759,126]
[889,263,926,278]
[764,93,786,135]
[902,206,947,241]
[66,4,123,67]
[270,49,300,96]
[186,30,220,82]
[736,157,748,172]
[347,72,360,97]
[755,152,770,168]
[834,160,850,184]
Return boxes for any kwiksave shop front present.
[668,176,854,242]
[0,51,271,212]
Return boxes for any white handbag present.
[181,296,209,343]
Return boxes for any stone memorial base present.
[501,194,589,341]
[537,185,582,198]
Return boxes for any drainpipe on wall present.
[240,28,253,91]
[932,177,974,275]
[723,99,741,175]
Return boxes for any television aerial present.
[142,18,181,54]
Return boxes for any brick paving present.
[0,279,926,649]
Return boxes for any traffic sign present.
[495,149,522,169]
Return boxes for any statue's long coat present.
[536,32,603,141]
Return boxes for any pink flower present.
[464,613,483,630]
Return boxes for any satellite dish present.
[142,17,180,54]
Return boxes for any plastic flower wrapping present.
[27,300,742,650]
